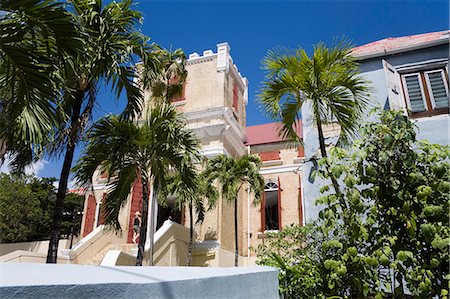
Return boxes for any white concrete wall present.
[0,263,279,299]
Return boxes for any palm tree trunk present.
[187,201,193,266]
[46,90,83,263]
[234,197,238,267]
[136,176,149,266]
[315,118,345,203]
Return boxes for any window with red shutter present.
[233,84,238,110]
[297,146,305,158]
[171,81,186,102]
[259,151,280,161]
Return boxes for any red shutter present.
[233,84,238,110]
[172,81,186,102]
[260,190,266,232]
[98,193,107,225]
[298,146,305,158]
[278,177,282,230]
[83,194,96,237]
[298,176,303,226]
[259,151,280,161]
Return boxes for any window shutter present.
[382,60,407,115]
[403,74,427,112]
[233,84,238,110]
[260,190,266,232]
[425,70,449,109]
[83,194,96,237]
[277,177,282,230]
[98,193,107,226]
[298,175,303,226]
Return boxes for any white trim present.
[424,69,449,109]
[260,164,301,175]
[262,160,283,167]
[402,73,428,112]
[396,58,448,73]
[201,147,231,159]
[186,54,217,66]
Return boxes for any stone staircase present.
[88,243,138,265]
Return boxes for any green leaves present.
[74,104,200,231]
[259,40,369,147]
[260,110,449,298]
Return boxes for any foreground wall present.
[0,263,278,299]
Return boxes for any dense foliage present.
[0,173,84,243]
[257,110,450,298]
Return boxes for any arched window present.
[262,179,281,231]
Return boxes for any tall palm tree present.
[74,104,200,266]
[0,0,82,171]
[204,154,264,266]
[162,159,218,266]
[259,41,369,203]
[43,0,154,263]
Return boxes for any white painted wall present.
[0,263,279,299]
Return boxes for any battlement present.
[187,42,248,94]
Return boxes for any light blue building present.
[302,30,450,221]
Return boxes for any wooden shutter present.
[277,177,282,230]
[260,190,266,232]
[298,176,303,226]
[82,194,96,237]
[403,73,427,112]
[233,84,238,110]
[425,70,449,109]
[382,59,407,115]
[98,193,107,226]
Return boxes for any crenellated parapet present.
[187,42,248,104]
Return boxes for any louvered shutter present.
[260,190,266,232]
[382,60,407,115]
[298,176,303,226]
[277,177,282,230]
[425,70,449,109]
[403,74,427,112]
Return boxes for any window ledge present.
[172,100,186,106]
[262,160,283,167]
[257,230,279,239]
[293,157,305,164]
[411,113,450,122]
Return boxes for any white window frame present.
[401,72,428,112]
[424,69,449,110]
[264,181,278,192]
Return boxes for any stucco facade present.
[76,42,305,266]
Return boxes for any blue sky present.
[18,0,450,179]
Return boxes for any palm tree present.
[204,154,264,266]
[43,0,154,263]
[162,159,218,266]
[74,104,200,266]
[259,41,369,203]
[142,48,187,106]
[0,0,82,171]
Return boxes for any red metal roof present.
[352,30,449,57]
[68,188,86,195]
[246,121,302,146]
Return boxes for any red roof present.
[352,30,449,58]
[246,121,302,146]
[68,188,86,195]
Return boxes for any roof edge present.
[353,37,449,60]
